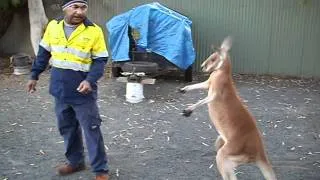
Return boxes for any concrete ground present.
[0,72,319,180]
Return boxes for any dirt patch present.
[0,72,319,180]
[0,56,12,74]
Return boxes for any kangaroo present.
[179,36,277,180]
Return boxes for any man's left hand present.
[77,80,92,94]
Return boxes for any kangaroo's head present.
[201,36,232,73]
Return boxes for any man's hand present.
[26,80,37,93]
[77,80,92,94]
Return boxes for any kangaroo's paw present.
[179,88,187,94]
[182,109,193,117]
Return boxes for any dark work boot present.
[56,163,86,175]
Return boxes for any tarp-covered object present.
[106,2,196,70]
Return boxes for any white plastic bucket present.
[11,54,31,75]
[126,82,144,103]
[13,66,30,75]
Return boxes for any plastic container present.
[125,82,144,103]
[11,54,30,75]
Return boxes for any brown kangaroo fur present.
[180,37,276,180]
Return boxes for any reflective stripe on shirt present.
[51,45,91,59]
[50,58,91,72]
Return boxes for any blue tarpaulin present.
[106,2,196,70]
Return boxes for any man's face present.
[64,3,88,25]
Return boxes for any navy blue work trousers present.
[54,98,108,175]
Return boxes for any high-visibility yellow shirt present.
[39,18,109,72]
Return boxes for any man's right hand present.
[26,80,37,93]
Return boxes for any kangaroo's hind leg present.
[216,147,239,180]
[256,155,277,180]
[215,135,225,151]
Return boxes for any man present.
[26,0,109,179]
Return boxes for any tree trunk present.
[28,0,48,56]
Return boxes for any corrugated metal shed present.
[103,0,320,77]
[1,0,319,77]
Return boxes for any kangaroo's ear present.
[220,36,232,53]
[211,44,221,53]
[210,44,215,53]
